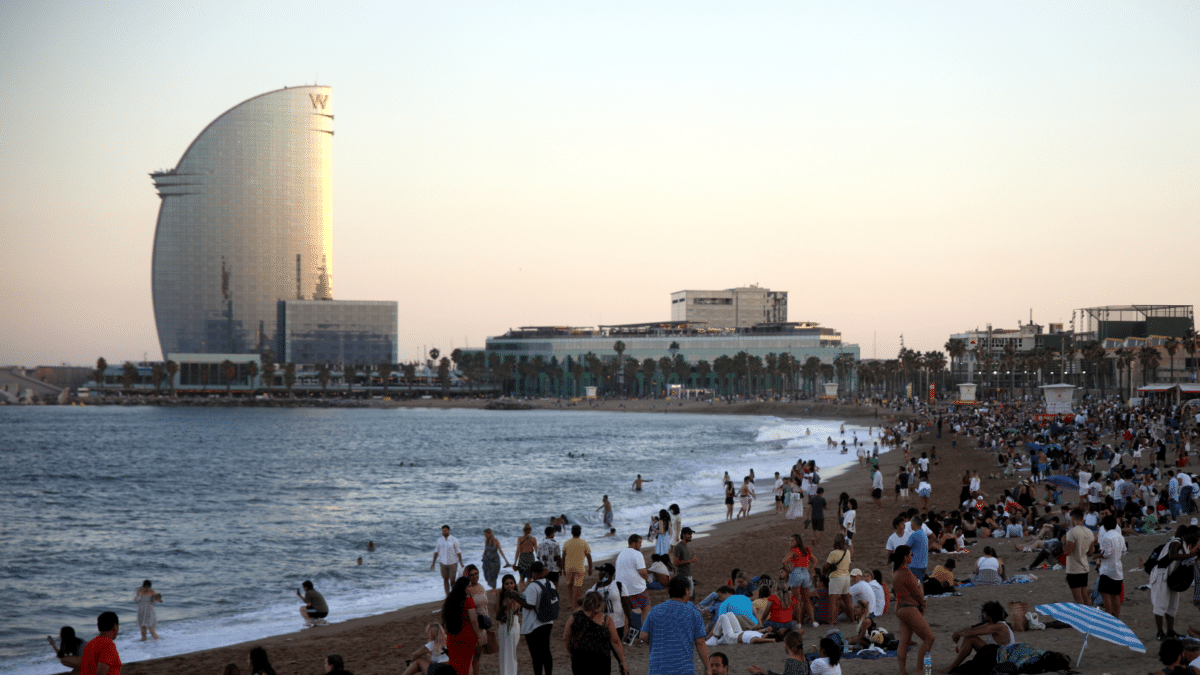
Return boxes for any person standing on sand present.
[773,472,785,514]
[725,481,736,521]
[633,474,653,491]
[891,545,934,675]
[431,525,463,597]
[871,466,884,511]
[809,488,827,547]
[80,612,121,675]
[597,495,614,530]
[737,476,756,518]
[133,580,161,641]
[561,524,593,611]
[482,528,511,590]
[672,527,698,594]
[515,523,538,588]
[517,562,556,675]
[616,534,650,632]
[538,526,562,585]
[640,577,710,675]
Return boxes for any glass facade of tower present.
[151,86,334,358]
[281,300,398,366]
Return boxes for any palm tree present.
[924,351,947,394]
[696,359,712,392]
[713,355,734,397]
[317,363,332,393]
[121,362,139,392]
[284,362,297,396]
[95,357,107,391]
[747,355,764,396]
[378,362,394,396]
[944,338,967,384]
[801,357,822,396]
[343,365,356,395]
[1183,328,1199,383]
[1138,345,1161,385]
[1000,342,1017,400]
[732,352,750,396]
[834,353,855,396]
[1164,337,1180,383]
[246,360,258,393]
[641,358,657,397]
[1061,339,1077,386]
[438,357,451,393]
[220,360,236,396]
[1113,347,1135,400]
[1080,342,1106,397]
[404,362,418,397]
[165,359,178,395]
[672,353,690,388]
[261,360,276,395]
[612,341,627,395]
[150,363,165,393]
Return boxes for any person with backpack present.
[1150,525,1199,641]
[517,561,558,675]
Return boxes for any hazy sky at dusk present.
[2,1,1197,366]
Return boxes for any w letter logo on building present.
[309,93,329,110]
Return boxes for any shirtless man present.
[597,495,614,529]
[633,475,653,491]
[943,601,1014,673]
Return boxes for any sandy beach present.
[97,401,1169,675]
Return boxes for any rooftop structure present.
[670,286,787,328]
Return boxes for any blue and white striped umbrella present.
[1034,602,1145,666]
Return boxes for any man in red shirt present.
[81,611,121,675]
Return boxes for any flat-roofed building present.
[670,285,787,328]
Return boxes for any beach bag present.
[1167,562,1194,592]
[533,580,560,622]
[482,630,499,654]
[1007,602,1029,631]
[1145,544,1168,574]
[823,550,847,575]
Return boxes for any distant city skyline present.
[2,2,1197,366]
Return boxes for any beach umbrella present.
[1034,602,1145,666]
[1044,475,1079,490]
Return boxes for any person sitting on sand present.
[705,610,784,645]
[971,547,1005,585]
[845,599,878,650]
[746,630,809,675]
[324,653,353,675]
[248,646,279,675]
[401,623,449,675]
[46,626,84,673]
[942,601,1014,673]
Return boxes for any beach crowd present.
[56,394,1200,675]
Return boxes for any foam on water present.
[2,408,880,675]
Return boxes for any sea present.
[0,405,879,674]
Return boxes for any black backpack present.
[1144,544,1166,575]
[534,580,560,622]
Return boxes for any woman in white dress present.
[134,579,162,641]
[668,504,682,546]
[786,479,805,520]
[492,574,521,675]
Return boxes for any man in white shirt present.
[1094,515,1126,618]
[871,469,884,510]
[969,471,981,496]
[842,500,857,541]
[1078,468,1090,503]
[430,524,462,596]
[886,517,908,554]
[772,473,784,514]
[848,569,876,616]
[616,534,649,631]
[867,571,887,616]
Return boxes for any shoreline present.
[83,408,884,675]
[107,405,1177,675]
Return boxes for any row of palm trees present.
[944,328,1200,400]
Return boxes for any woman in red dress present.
[442,576,484,675]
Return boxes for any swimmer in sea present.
[633,474,653,491]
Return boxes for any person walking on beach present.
[134,580,161,641]
[597,495,614,530]
[724,481,736,521]
[442,576,484,675]
[640,576,710,675]
[515,523,538,588]
[561,524,593,611]
[773,472,785,514]
[517,562,556,675]
[737,476,756,519]
[563,591,627,675]
[538,526,562,585]
[297,580,329,626]
[871,466,884,511]
[809,488,827,547]
[494,575,523,675]
[80,611,120,675]
[482,528,511,590]
[672,527,698,594]
[431,525,463,597]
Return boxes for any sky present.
[2,1,1197,367]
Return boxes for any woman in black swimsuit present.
[725,481,735,521]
